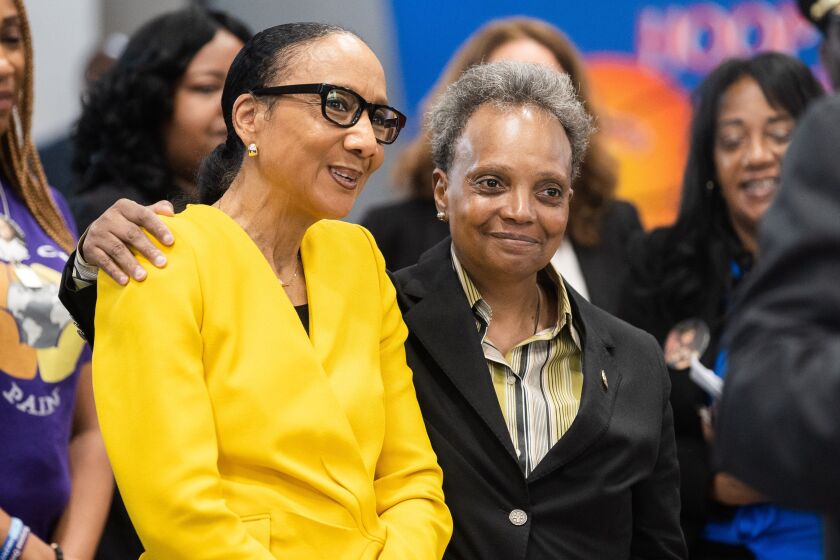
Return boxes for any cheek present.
[177,96,217,136]
[776,143,791,161]
[540,207,569,242]
[12,53,25,92]
[450,194,491,229]
[369,147,386,174]
[713,150,742,195]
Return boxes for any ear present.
[231,93,261,147]
[432,168,449,215]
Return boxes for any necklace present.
[0,180,28,263]
[279,254,300,287]
[533,283,542,334]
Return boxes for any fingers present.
[123,200,174,247]
[84,243,132,286]
[82,199,175,284]
[151,200,175,217]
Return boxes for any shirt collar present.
[450,244,576,341]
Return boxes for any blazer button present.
[509,509,528,526]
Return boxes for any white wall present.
[28,0,101,144]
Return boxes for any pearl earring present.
[436,211,448,222]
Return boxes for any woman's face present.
[163,29,244,190]
[250,33,387,221]
[0,0,24,136]
[486,38,563,72]
[435,104,573,283]
[713,76,794,238]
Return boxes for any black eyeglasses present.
[250,83,407,145]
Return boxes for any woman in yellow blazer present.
[90,23,451,559]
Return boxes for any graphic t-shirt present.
[0,180,90,539]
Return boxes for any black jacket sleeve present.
[59,250,98,346]
[715,94,840,513]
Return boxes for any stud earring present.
[436,211,448,222]
[706,180,715,191]
[247,143,258,157]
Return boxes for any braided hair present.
[0,0,74,252]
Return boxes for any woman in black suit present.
[392,61,685,559]
[362,17,641,316]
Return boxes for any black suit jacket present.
[393,240,686,560]
[59,252,96,344]
[716,95,840,558]
[574,199,643,316]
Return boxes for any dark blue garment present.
[705,351,823,559]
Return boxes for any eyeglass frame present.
[249,83,408,145]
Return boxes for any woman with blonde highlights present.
[0,0,111,558]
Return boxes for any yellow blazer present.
[93,205,452,559]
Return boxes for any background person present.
[620,52,824,559]
[0,0,110,558]
[69,7,251,233]
[392,60,686,559]
[716,2,840,559]
[362,17,641,317]
[89,22,451,559]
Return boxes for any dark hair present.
[72,7,251,203]
[396,17,619,246]
[659,51,823,318]
[197,22,358,204]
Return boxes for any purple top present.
[0,180,91,539]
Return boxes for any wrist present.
[20,538,53,560]
[1,516,31,560]
[76,230,90,264]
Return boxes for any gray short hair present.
[426,61,593,177]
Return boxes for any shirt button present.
[506,376,517,385]
[509,509,528,526]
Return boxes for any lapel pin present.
[601,369,608,391]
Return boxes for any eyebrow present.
[186,69,227,79]
[332,82,389,105]
[470,162,570,182]
[718,114,794,128]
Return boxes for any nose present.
[343,110,379,160]
[743,134,776,168]
[500,185,535,224]
[0,48,14,82]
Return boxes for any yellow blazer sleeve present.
[92,230,274,560]
[361,228,453,559]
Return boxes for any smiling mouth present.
[489,232,539,244]
[0,92,13,111]
[740,177,779,199]
[329,166,361,190]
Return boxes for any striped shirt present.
[452,248,583,476]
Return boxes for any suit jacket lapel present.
[398,241,519,462]
[529,288,621,482]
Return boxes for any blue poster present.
[391,1,822,226]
